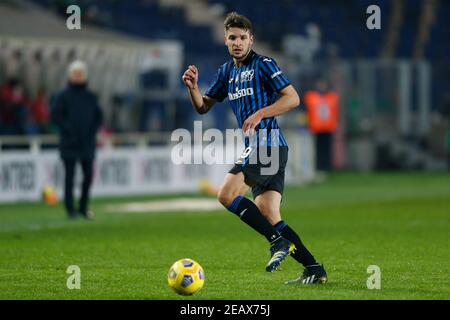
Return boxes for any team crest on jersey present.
[240,70,254,82]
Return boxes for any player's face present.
[225,27,254,60]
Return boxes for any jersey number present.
[235,147,253,165]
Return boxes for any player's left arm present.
[242,85,300,133]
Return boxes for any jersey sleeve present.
[259,57,291,93]
[204,64,228,102]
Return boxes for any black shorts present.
[229,146,288,199]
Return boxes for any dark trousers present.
[63,158,94,217]
[315,132,332,171]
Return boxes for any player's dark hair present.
[224,12,253,34]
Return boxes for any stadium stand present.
[1,0,449,170]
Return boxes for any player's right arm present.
[182,65,216,114]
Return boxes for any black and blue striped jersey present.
[205,50,291,147]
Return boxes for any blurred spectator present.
[51,60,103,220]
[29,88,52,134]
[304,79,340,172]
[0,78,28,135]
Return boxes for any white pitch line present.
[103,198,223,214]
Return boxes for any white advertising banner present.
[0,131,314,203]
[0,147,230,203]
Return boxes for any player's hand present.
[182,65,199,90]
[243,110,264,136]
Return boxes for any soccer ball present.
[167,258,205,296]
[198,178,218,197]
[42,184,58,205]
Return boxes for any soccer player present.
[181,12,327,284]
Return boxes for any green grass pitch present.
[0,173,449,300]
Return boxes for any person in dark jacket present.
[52,60,103,219]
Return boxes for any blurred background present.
[0,0,449,202]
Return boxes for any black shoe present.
[265,237,295,272]
[68,213,78,220]
[285,264,328,284]
[67,210,78,220]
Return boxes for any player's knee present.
[217,187,238,208]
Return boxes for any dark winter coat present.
[51,83,103,160]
